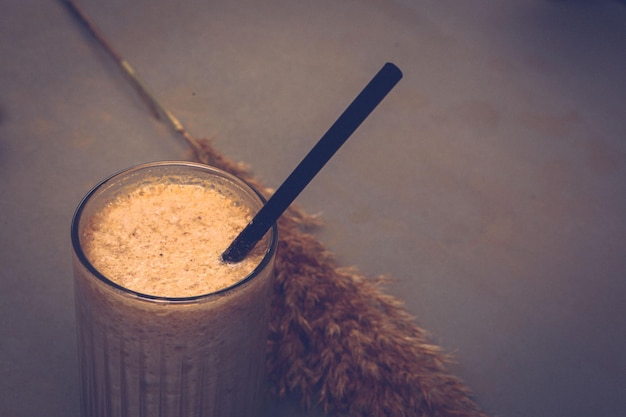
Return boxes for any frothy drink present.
[83,181,264,297]
[71,162,277,417]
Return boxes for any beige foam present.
[82,181,264,297]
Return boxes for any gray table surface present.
[2,1,625,416]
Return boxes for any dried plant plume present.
[191,139,489,417]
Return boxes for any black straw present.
[222,62,403,263]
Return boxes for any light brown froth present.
[82,181,264,297]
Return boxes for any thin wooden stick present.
[61,0,208,161]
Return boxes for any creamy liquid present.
[74,168,273,417]
[82,181,264,297]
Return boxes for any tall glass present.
[71,161,278,417]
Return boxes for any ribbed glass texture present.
[71,162,277,417]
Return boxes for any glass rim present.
[70,160,278,304]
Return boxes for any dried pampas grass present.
[191,139,489,417]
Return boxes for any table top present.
[2,1,625,416]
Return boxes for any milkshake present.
[71,161,277,417]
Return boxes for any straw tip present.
[221,243,247,264]
[383,62,403,79]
